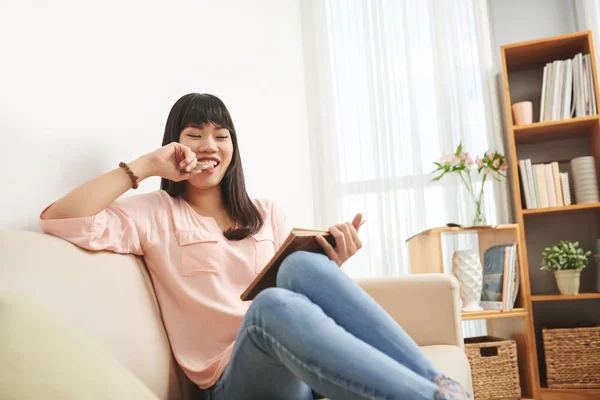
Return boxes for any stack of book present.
[480,244,519,311]
[539,53,597,122]
[518,159,571,209]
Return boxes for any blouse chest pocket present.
[251,232,276,274]
[177,231,222,276]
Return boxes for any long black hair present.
[160,93,263,240]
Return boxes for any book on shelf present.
[480,244,519,311]
[539,53,597,123]
[518,159,571,209]
[560,172,572,206]
[544,164,557,207]
[535,164,549,208]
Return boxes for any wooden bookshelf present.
[539,388,600,400]
[462,308,528,321]
[513,115,599,144]
[531,293,600,301]
[407,224,537,399]
[501,31,600,399]
[521,202,600,215]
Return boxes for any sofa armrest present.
[354,274,463,348]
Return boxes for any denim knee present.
[276,251,334,290]
[248,287,295,322]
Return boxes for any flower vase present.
[452,250,484,311]
[472,196,486,226]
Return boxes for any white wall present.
[488,0,578,72]
[0,0,313,231]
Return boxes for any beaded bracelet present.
[119,162,139,189]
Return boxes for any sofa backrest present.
[0,231,198,400]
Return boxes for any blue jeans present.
[203,251,443,400]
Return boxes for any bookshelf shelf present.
[521,202,600,215]
[502,31,600,399]
[514,115,599,144]
[503,32,592,72]
[407,225,536,398]
[539,388,600,400]
[462,308,528,321]
[531,293,600,302]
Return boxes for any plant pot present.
[554,270,581,295]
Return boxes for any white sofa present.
[0,230,472,399]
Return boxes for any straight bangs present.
[178,95,234,133]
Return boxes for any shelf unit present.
[407,224,537,399]
[501,31,600,400]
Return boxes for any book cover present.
[480,244,510,310]
[544,163,557,207]
[534,164,549,208]
[583,54,590,115]
[503,244,519,311]
[552,60,562,120]
[540,64,548,122]
[525,159,538,208]
[544,62,555,122]
[551,162,563,207]
[560,172,572,206]
[241,228,333,300]
[585,54,597,115]
[563,58,573,119]
[519,160,532,209]
[510,246,520,310]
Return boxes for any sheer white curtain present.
[301,0,509,276]
[301,1,509,337]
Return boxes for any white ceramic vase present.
[452,250,484,311]
[554,270,581,295]
[570,156,599,204]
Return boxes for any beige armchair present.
[0,231,472,399]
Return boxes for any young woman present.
[40,93,471,400]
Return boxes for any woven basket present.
[464,336,521,399]
[542,326,600,388]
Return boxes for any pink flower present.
[500,161,508,171]
[488,151,496,160]
[476,157,483,168]
[493,159,500,169]
[460,152,469,161]
[465,157,474,168]
[451,155,461,166]
[440,154,453,165]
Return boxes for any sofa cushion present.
[0,231,195,399]
[0,291,159,400]
[421,345,473,393]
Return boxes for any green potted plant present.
[541,241,591,295]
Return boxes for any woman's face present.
[179,123,233,190]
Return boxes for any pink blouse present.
[40,190,290,389]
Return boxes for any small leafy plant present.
[540,241,591,272]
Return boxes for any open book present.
[240,228,335,301]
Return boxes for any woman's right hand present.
[136,143,200,182]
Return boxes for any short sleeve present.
[39,193,158,256]
[271,201,291,251]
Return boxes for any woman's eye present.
[216,136,229,139]
[188,135,201,138]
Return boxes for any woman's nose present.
[197,138,218,153]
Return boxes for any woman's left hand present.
[316,213,363,266]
